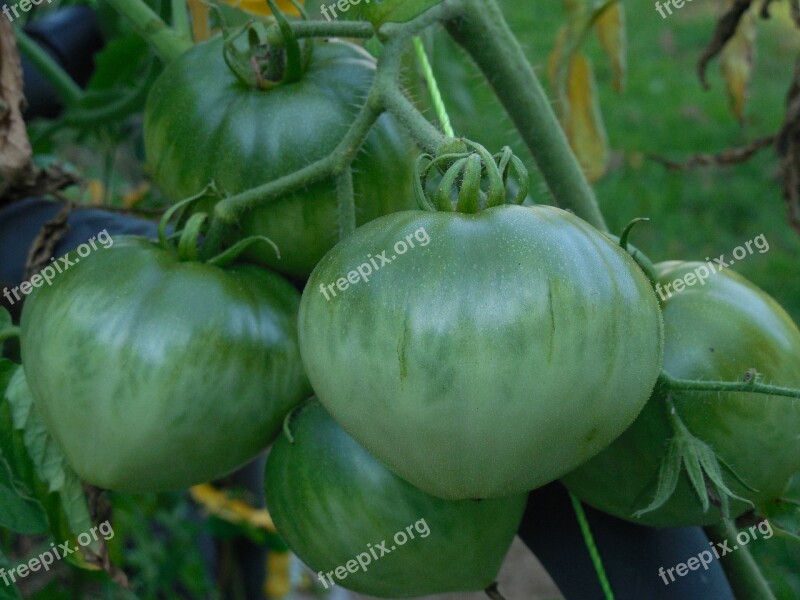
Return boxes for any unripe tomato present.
[144,38,416,277]
[20,237,310,493]
[562,262,800,526]
[298,205,664,499]
[265,399,526,597]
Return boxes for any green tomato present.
[20,237,310,493]
[143,37,416,277]
[298,205,664,500]
[265,399,526,598]
[562,261,800,527]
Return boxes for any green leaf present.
[0,458,47,535]
[4,369,98,557]
[0,359,48,535]
[86,34,150,92]
[344,0,444,26]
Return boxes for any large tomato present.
[562,262,800,527]
[20,237,310,493]
[264,399,526,597]
[143,37,416,277]
[298,204,664,500]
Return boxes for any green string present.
[412,36,455,138]
[569,491,616,600]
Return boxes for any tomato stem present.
[705,519,777,600]
[0,328,21,344]
[444,0,608,232]
[14,29,83,108]
[105,0,192,63]
[661,371,800,400]
[265,21,375,46]
[336,169,356,240]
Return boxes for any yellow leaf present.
[189,484,277,532]
[188,0,210,42]
[221,0,303,16]
[265,551,291,598]
[87,180,105,205]
[595,1,627,92]
[563,53,610,182]
[720,6,756,121]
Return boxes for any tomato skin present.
[143,38,416,277]
[298,205,664,500]
[20,237,310,493]
[264,399,526,598]
[562,261,800,527]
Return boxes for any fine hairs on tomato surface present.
[265,399,526,598]
[562,261,800,527]
[298,204,665,500]
[143,37,416,277]
[20,237,311,493]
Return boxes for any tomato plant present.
[298,199,664,500]
[20,236,310,493]
[144,36,416,277]
[8,0,800,597]
[562,261,800,527]
[265,399,526,597]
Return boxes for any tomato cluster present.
[16,25,800,599]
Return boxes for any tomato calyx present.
[157,183,280,266]
[605,218,659,288]
[212,1,311,90]
[634,388,755,521]
[413,141,529,213]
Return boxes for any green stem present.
[14,29,82,107]
[266,20,375,46]
[569,492,616,600]
[661,372,800,400]
[336,168,355,240]
[171,0,192,43]
[202,97,383,258]
[105,0,192,63]
[445,0,607,232]
[706,519,776,600]
[381,86,452,155]
[413,36,455,138]
[64,57,160,127]
[0,328,21,344]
